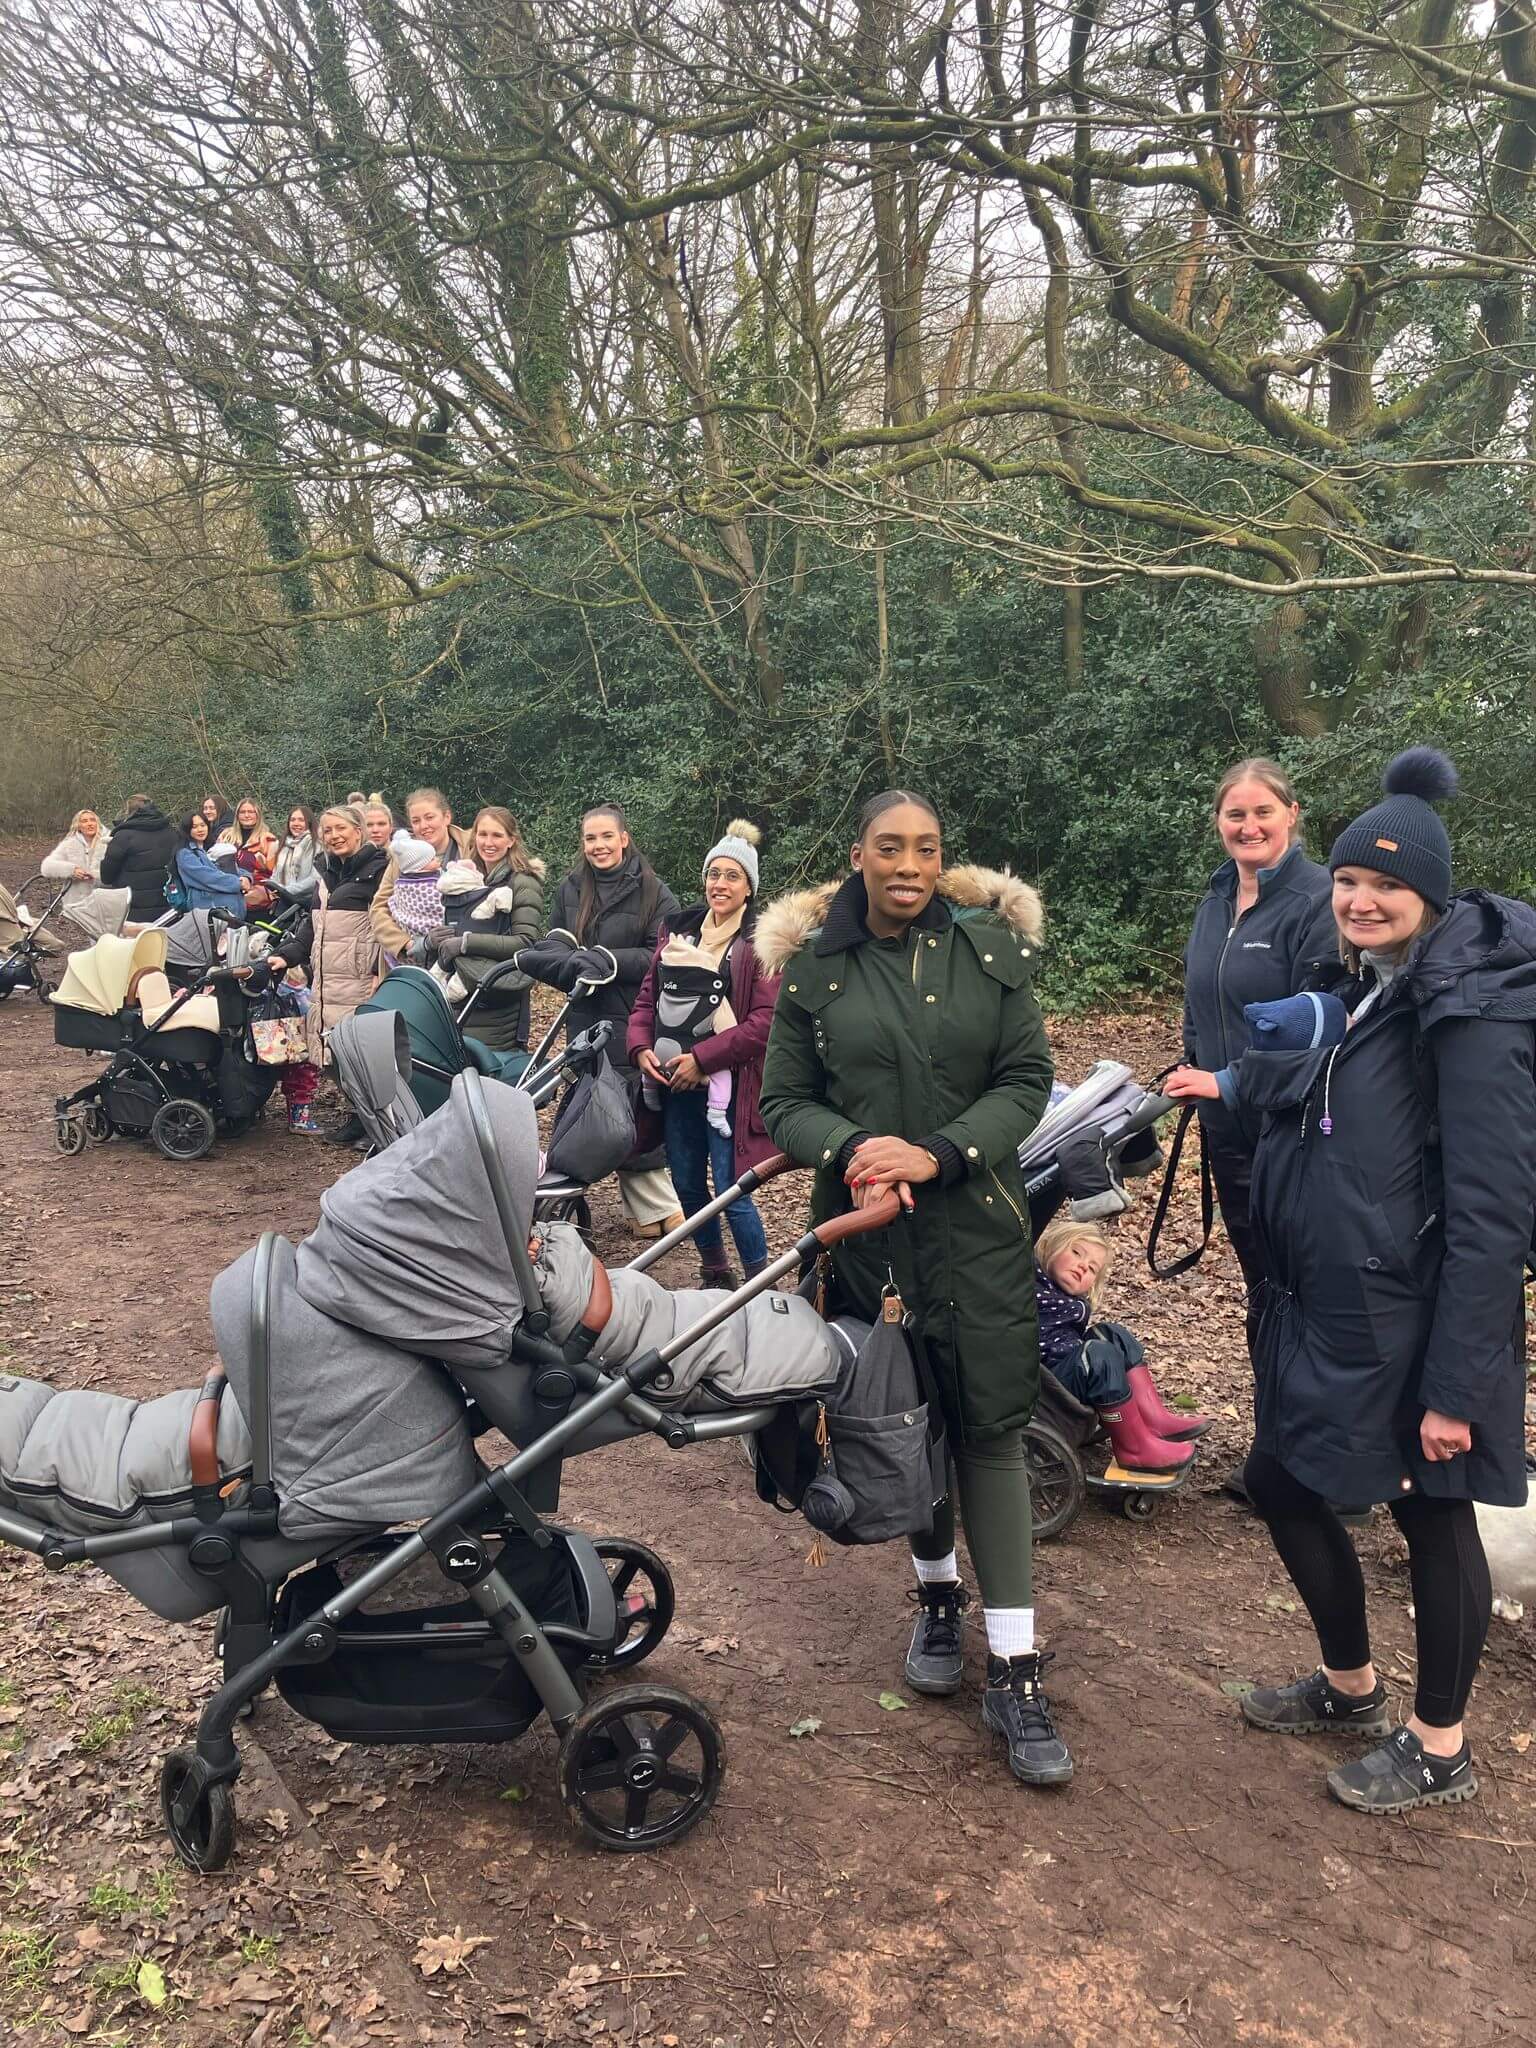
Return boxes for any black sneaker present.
[1327,1727,1478,1814]
[981,1652,1074,1785]
[321,1113,366,1148]
[1240,1669,1391,1738]
[903,1581,971,1696]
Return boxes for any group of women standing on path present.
[38,751,1531,1814]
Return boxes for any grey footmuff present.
[534,1224,840,1409]
[0,1372,251,1533]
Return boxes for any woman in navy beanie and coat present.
[1169,750,1536,1818]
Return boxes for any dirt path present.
[2,851,1535,2047]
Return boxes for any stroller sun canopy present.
[296,1072,540,1370]
[329,1010,423,1151]
[51,929,168,1015]
[360,966,468,1081]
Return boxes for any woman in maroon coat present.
[629,821,779,1285]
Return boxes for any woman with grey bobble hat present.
[629,819,780,1285]
[1169,749,1536,1817]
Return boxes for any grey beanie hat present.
[703,817,762,895]
[1328,748,1457,912]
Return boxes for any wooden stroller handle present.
[811,1189,903,1248]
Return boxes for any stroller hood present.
[163,909,222,974]
[329,1009,423,1150]
[295,1072,540,1368]
[360,966,468,1079]
[213,1235,480,1536]
[51,928,167,1015]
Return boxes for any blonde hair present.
[317,802,366,841]
[1035,1217,1114,1312]
[471,805,538,876]
[68,807,102,838]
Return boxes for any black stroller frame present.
[0,875,73,1004]
[51,900,309,1164]
[0,1071,894,1867]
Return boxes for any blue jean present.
[664,1085,768,1267]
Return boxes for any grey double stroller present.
[0,1071,892,1866]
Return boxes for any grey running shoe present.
[904,1581,970,1696]
[981,1652,1074,1785]
[1240,1668,1391,1738]
[1327,1727,1478,1814]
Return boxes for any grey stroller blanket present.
[534,1225,839,1409]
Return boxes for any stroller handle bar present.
[626,1152,798,1273]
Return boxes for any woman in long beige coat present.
[265,804,388,1068]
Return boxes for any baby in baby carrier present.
[640,936,735,1138]
[1034,1219,1211,1474]
[387,832,447,963]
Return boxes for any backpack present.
[164,869,190,914]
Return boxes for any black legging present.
[1244,1449,1492,1727]
[1208,1145,1266,1360]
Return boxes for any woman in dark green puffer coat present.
[757,791,1071,1787]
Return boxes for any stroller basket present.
[273,1529,600,1745]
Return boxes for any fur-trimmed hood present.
[755,865,1043,978]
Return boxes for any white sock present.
[984,1606,1035,1659]
[911,1550,959,1585]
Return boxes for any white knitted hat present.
[703,818,762,894]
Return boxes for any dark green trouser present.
[910,1429,1033,1608]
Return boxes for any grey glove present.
[405,935,431,967]
[435,933,466,966]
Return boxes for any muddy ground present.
[1,841,1535,2048]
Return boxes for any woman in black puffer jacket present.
[540,802,682,1236]
[1169,751,1535,1820]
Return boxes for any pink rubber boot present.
[1126,1364,1213,1443]
[1096,1399,1197,1475]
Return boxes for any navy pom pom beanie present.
[1328,748,1458,911]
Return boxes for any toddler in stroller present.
[0,1068,897,1869]
[1034,1218,1210,1475]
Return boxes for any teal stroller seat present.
[359,966,530,1115]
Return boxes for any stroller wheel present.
[150,1098,217,1163]
[53,1113,87,1157]
[1121,1490,1161,1522]
[588,1539,675,1671]
[32,960,62,1006]
[159,1748,236,1872]
[83,1105,110,1145]
[1022,1420,1087,1542]
[558,1685,724,1852]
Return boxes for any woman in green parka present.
[757,791,1071,1787]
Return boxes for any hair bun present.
[1382,748,1458,804]
[724,817,762,847]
